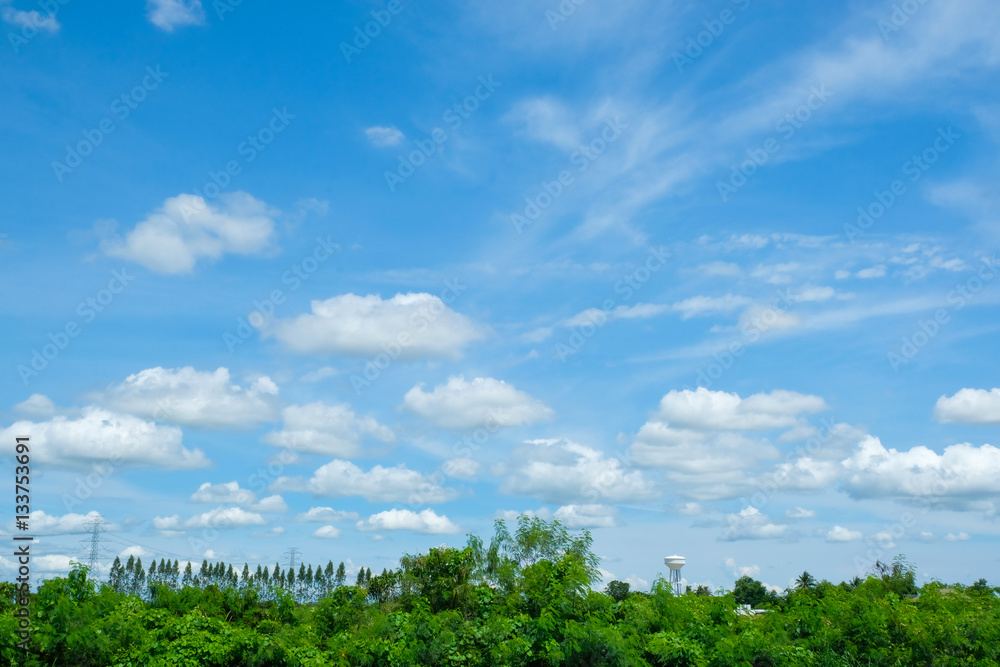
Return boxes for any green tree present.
[733,575,768,608]
[795,571,816,590]
[605,579,631,602]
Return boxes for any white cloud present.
[296,507,359,523]
[17,511,115,536]
[1,5,59,32]
[0,407,208,469]
[696,261,742,278]
[281,459,458,503]
[190,481,256,504]
[300,367,339,383]
[856,266,887,279]
[501,438,657,504]
[841,436,1000,506]
[313,525,342,539]
[180,507,266,529]
[102,367,279,429]
[724,557,761,579]
[442,458,480,480]
[505,97,581,151]
[189,481,286,513]
[101,192,277,274]
[33,555,79,573]
[935,388,1000,424]
[403,376,553,430]
[553,504,618,528]
[945,532,970,542]
[721,507,788,541]
[263,402,394,457]
[826,525,863,542]
[252,495,289,513]
[496,508,551,522]
[653,388,827,431]
[266,293,485,360]
[564,303,670,327]
[786,506,816,519]
[364,126,405,147]
[671,295,752,320]
[146,0,205,32]
[14,393,56,417]
[356,508,459,534]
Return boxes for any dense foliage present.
[3,517,998,666]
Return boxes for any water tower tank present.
[664,555,685,596]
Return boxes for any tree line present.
[1,515,997,666]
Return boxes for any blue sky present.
[2,0,999,593]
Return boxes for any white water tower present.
[664,555,685,596]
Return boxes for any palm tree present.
[795,571,816,589]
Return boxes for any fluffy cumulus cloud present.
[0,407,208,469]
[189,482,287,513]
[313,525,342,539]
[101,367,279,429]
[826,525,863,542]
[146,0,206,32]
[265,293,485,360]
[653,388,828,431]
[278,460,458,504]
[403,376,554,430]
[155,506,266,531]
[356,509,459,534]
[263,402,395,457]
[17,511,116,536]
[934,388,1000,424]
[840,436,1000,507]
[786,507,816,519]
[721,507,788,541]
[101,192,277,274]
[553,504,619,528]
[364,125,405,147]
[501,439,657,504]
[190,481,257,504]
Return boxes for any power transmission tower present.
[283,547,300,572]
[81,516,110,575]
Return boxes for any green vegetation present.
[3,517,998,666]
